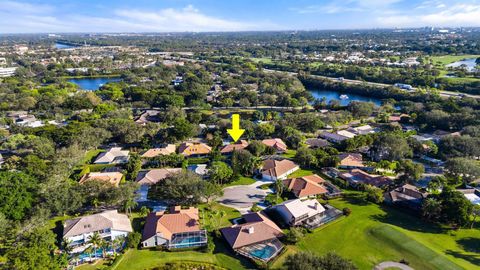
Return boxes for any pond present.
[308,88,384,106]
[446,58,478,72]
[55,42,77,49]
[68,77,121,91]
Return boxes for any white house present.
[273,199,325,227]
[94,147,130,164]
[63,210,133,253]
[261,159,299,181]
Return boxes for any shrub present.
[285,227,305,244]
[343,207,352,216]
[126,232,141,248]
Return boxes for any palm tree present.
[123,198,137,216]
[62,238,73,254]
[99,238,109,258]
[275,179,284,203]
[88,232,102,260]
[112,236,125,257]
[84,245,94,262]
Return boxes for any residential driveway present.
[374,262,414,270]
[217,179,274,213]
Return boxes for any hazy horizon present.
[1,0,480,33]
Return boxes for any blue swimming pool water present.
[249,245,277,260]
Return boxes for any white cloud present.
[291,0,401,14]
[0,1,278,33]
[378,3,480,27]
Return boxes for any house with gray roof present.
[63,210,133,253]
[94,147,130,164]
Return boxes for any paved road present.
[374,261,414,270]
[217,179,274,213]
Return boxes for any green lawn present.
[272,191,480,270]
[281,149,297,159]
[288,168,316,178]
[225,176,256,187]
[430,55,480,66]
[111,248,251,270]
[199,202,242,230]
[79,149,104,165]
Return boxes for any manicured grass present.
[111,249,249,270]
[281,149,297,159]
[273,191,480,270]
[225,176,256,187]
[430,55,480,66]
[288,168,316,178]
[199,202,242,230]
[250,57,273,64]
[79,149,104,165]
[76,259,111,270]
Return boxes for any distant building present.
[0,67,17,77]
[79,172,124,187]
[220,140,249,154]
[261,159,299,181]
[320,132,350,143]
[337,153,365,169]
[339,169,392,188]
[94,147,130,164]
[135,168,182,185]
[394,83,414,91]
[141,144,176,158]
[262,138,288,152]
[178,142,211,157]
[305,138,329,149]
[384,184,428,211]
[141,206,207,249]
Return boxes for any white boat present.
[339,94,349,100]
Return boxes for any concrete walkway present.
[374,261,414,270]
[217,179,274,213]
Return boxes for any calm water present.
[55,42,76,49]
[446,58,478,72]
[308,88,383,106]
[68,77,121,91]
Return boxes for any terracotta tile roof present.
[178,142,212,156]
[338,153,365,167]
[79,172,124,187]
[220,212,284,249]
[262,138,287,152]
[142,206,201,241]
[141,144,176,158]
[283,174,328,198]
[63,210,132,238]
[135,168,182,185]
[220,140,249,153]
[261,159,299,179]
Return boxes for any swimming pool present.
[169,234,207,249]
[249,245,277,260]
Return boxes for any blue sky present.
[1,0,480,33]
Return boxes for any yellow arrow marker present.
[227,114,245,142]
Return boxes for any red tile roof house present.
[283,174,329,199]
[261,159,299,181]
[337,153,366,169]
[178,142,212,157]
[141,206,207,249]
[135,168,182,186]
[261,138,287,153]
[220,140,249,155]
[220,212,284,262]
[339,169,392,188]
